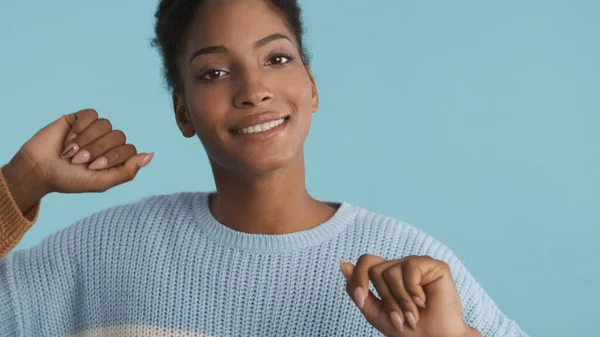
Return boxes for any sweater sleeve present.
[0,166,41,258]
[444,251,528,336]
[387,221,529,336]
[0,256,19,336]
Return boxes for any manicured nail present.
[138,153,154,168]
[62,143,79,158]
[339,259,349,279]
[64,133,77,145]
[88,156,108,170]
[405,312,417,330]
[413,296,426,308]
[71,150,91,164]
[353,287,365,309]
[390,311,404,332]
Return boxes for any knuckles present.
[355,254,452,283]
[381,266,397,281]
[367,266,381,280]
[403,256,420,271]
[357,253,385,267]
[356,253,376,265]
[80,108,98,119]
[97,118,113,131]
[113,130,126,143]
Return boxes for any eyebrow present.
[189,33,292,64]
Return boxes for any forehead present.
[186,0,296,50]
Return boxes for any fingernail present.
[413,296,426,308]
[339,259,349,279]
[88,156,108,170]
[390,311,404,332]
[353,287,365,309]
[71,150,91,164]
[64,133,77,145]
[62,143,79,158]
[405,312,417,330]
[138,152,154,168]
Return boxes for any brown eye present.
[200,69,229,80]
[265,54,294,66]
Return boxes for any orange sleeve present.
[0,166,40,258]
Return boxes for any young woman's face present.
[176,0,318,175]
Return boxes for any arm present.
[447,254,528,337]
[0,154,45,258]
[0,256,20,335]
[0,109,154,259]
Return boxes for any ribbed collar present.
[192,192,358,252]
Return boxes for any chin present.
[236,152,298,175]
[207,126,308,177]
[209,144,302,177]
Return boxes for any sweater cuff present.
[0,165,40,254]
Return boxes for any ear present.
[305,65,319,113]
[172,92,196,138]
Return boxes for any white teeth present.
[237,118,285,134]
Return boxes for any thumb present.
[29,114,75,143]
[121,152,154,178]
[47,113,78,136]
[341,261,386,326]
[92,153,154,191]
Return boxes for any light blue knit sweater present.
[0,192,527,336]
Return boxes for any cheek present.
[284,72,314,113]
[188,86,231,133]
[285,74,314,145]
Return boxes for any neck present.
[209,152,335,234]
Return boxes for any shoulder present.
[347,204,479,299]
[349,205,526,335]
[62,191,202,232]
[347,204,458,263]
[9,191,208,260]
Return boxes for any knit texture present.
[0,192,528,337]
[0,166,40,258]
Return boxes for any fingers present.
[402,256,460,313]
[350,254,386,310]
[401,256,432,307]
[88,143,137,170]
[60,110,146,171]
[340,260,389,331]
[369,261,407,333]
[72,129,127,168]
[63,109,99,141]
[87,153,154,192]
[351,255,421,332]
[341,255,448,334]
[62,118,113,161]
[382,262,421,330]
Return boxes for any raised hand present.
[3,109,153,213]
[340,254,481,337]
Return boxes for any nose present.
[233,73,274,108]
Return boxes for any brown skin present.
[341,255,482,337]
[171,1,480,334]
[2,0,481,334]
[172,0,335,234]
[3,109,152,214]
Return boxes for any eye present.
[199,69,229,81]
[265,53,295,66]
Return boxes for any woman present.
[0,0,528,336]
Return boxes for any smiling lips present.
[234,117,286,134]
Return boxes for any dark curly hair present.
[151,0,311,93]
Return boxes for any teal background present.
[1,0,598,335]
